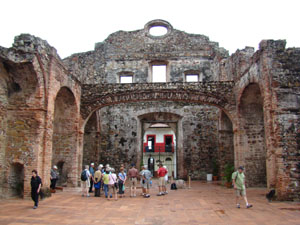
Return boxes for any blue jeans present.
[103,184,109,198]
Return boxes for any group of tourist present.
[30,163,253,210]
[80,162,169,200]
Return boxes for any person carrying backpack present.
[81,165,91,197]
[232,166,253,209]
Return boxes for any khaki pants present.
[130,178,137,187]
[109,184,116,196]
[159,177,166,187]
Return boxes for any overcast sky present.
[1,0,299,58]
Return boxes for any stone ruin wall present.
[0,20,299,200]
[62,21,300,197]
[224,40,300,199]
[83,101,223,180]
[63,21,228,84]
[66,21,232,180]
[0,34,81,197]
[270,44,300,200]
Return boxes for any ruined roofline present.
[61,20,229,59]
[0,33,81,85]
[63,20,291,60]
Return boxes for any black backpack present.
[81,170,88,181]
[171,183,177,190]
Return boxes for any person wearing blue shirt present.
[118,167,127,198]
[89,163,95,193]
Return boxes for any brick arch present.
[0,59,45,198]
[51,86,79,187]
[237,82,267,187]
[218,110,234,174]
[81,82,236,127]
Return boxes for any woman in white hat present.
[50,165,59,191]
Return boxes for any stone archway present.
[52,87,78,187]
[218,111,234,175]
[82,111,100,169]
[238,83,267,187]
[138,112,181,178]
[0,60,42,197]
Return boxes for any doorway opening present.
[139,112,181,179]
[8,163,24,197]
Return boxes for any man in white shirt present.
[81,165,91,197]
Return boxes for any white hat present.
[91,163,94,166]
[53,165,57,169]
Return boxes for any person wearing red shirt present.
[157,163,167,196]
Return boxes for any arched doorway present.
[218,111,234,174]
[52,87,78,187]
[0,61,40,197]
[239,83,266,187]
[138,112,182,178]
[142,122,177,178]
[8,163,24,197]
[82,111,100,168]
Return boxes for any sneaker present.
[164,191,168,195]
[87,195,90,197]
[157,193,162,196]
[161,192,165,195]
[246,204,253,209]
[145,194,150,198]
[236,204,240,209]
[33,206,37,209]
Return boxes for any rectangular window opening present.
[120,75,133,83]
[186,74,199,82]
[152,65,166,82]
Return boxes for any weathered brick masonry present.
[0,20,299,200]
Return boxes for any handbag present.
[110,174,118,189]
[94,182,100,189]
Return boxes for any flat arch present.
[82,94,234,132]
[80,82,235,124]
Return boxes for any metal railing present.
[144,145,174,153]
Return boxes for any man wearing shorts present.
[81,165,91,197]
[128,163,138,197]
[232,166,253,209]
[140,165,152,198]
[157,163,167,196]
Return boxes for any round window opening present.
[149,26,168,37]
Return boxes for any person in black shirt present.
[31,170,42,209]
